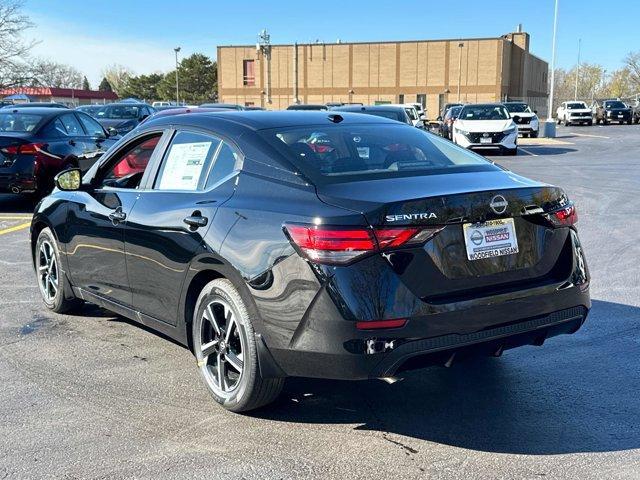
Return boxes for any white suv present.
[556,101,593,126]
[503,101,539,137]
[388,104,424,128]
[452,103,518,155]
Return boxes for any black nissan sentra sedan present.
[30,111,590,412]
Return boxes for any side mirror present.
[533,110,538,114]
[419,114,427,121]
[107,127,118,137]
[55,168,81,191]
[512,115,521,123]
[437,115,443,121]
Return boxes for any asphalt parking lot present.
[0,124,638,480]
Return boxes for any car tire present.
[192,278,284,412]
[35,227,83,313]
[587,121,593,126]
[564,118,570,126]
[530,130,538,138]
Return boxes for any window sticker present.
[158,141,212,190]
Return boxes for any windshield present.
[261,123,498,184]
[567,102,588,109]
[604,101,626,109]
[0,113,42,132]
[459,105,510,121]
[445,106,462,119]
[504,103,531,113]
[97,105,140,119]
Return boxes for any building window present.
[243,60,255,86]
[244,102,254,107]
[398,94,405,104]
[417,94,427,108]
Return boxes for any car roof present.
[332,105,405,112]
[142,110,401,132]
[503,101,528,105]
[460,103,505,108]
[0,107,69,116]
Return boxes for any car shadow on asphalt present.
[0,194,38,214]
[254,299,640,455]
[518,146,578,156]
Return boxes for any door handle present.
[68,140,76,146]
[108,208,126,225]
[184,212,208,229]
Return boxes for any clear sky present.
[22,0,638,87]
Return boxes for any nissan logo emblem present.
[490,195,508,214]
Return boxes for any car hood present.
[509,112,536,119]
[455,119,514,132]
[566,108,592,114]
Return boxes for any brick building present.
[217,29,549,117]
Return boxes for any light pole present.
[574,38,581,100]
[457,42,464,102]
[174,47,181,105]
[544,0,559,137]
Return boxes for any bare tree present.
[623,51,640,93]
[27,58,83,88]
[101,64,133,95]
[0,0,37,88]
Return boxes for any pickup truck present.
[556,101,592,126]
[591,99,632,125]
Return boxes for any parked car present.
[387,104,424,128]
[245,106,265,111]
[286,104,328,111]
[32,110,590,412]
[631,100,640,124]
[504,101,540,137]
[331,104,413,125]
[199,103,245,110]
[556,101,592,126]
[439,105,462,140]
[439,102,463,121]
[94,102,155,135]
[2,102,69,109]
[591,99,632,125]
[76,104,105,118]
[452,103,518,155]
[139,107,228,126]
[409,102,427,120]
[0,107,116,195]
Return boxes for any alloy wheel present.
[37,240,59,303]
[198,298,246,395]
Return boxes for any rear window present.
[359,110,404,122]
[0,113,42,132]
[261,123,498,184]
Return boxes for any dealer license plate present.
[480,137,492,144]
[463,218,519,261]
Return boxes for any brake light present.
[1,143,46,155]
[356,318,407,330]
[549,204,577,227]
[284,224,443,265]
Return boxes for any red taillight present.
[356,318,407,330]
[284,224,443,265]
[549,204,577,227]
[1,143,46,155]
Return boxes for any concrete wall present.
[218,33,548,118]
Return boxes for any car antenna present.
[328,113,343,123]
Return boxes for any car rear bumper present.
[262,228,591,380]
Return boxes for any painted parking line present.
[519,147,538,157]
[569,132,610,139]
[0,222,31,236]
[0,215,33,220]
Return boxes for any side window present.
[99,134,162,189]
[59,113,84,136]
[154,131,221,191]
[42,118,68,138]
[205,142,239,189]
[77,113,104,137]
